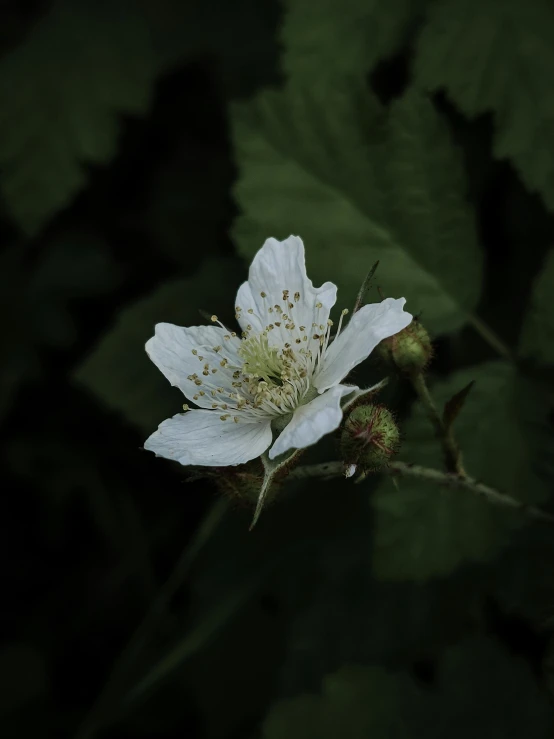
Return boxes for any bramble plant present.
[5,1,554,738]
[144,236,554,535]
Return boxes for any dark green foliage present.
[3,0,554,738]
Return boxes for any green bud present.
[376,319,433,373]
[341,403,400,472]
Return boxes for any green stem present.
[287,461,554,525]
[468,314,514,361]
[409,371,465,475]
[74,497,230,739]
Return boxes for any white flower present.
[144,236,412,467]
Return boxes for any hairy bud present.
[376,318,433,373]
[341,403,400,472]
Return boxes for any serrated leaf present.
[414,0,554,211]
[0,0,155,234]
[73,258,243,434]
[518,248,554,365]
[263,665,414,739]
[280,0,418,81]
[372,361,549,580]
[231,83,482,336]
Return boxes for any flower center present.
[238,334,285,386]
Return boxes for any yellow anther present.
[294,292,300,301]
[260,291,267,298]
[211,315,218,322]
[182,404,189,411]
[191,349,198,355]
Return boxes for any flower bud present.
[340,403,400,472]
[376,318,433,373]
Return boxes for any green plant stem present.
[287,461,554,525]
[468,313,514,361]
[74,497,230,739]
[409,371,465,475]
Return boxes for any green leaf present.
[0,233,118,423]
[231,83,482,335]
[427,637,554,739]
[414,0,554,212]
[263,665,414,739]
[372,361,549,580]
[266,638,554,739]
[280,0,418,81]
[73,257,243,434]
[0,0,155,234]
[518,248,554,365]
[0,644,47,718]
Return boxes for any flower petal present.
[314,298,412,392]
[145,323,242,408]
[268,384,356,460]
[235,236,337,345]
[144,410,272,466]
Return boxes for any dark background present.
[2,1,554,737]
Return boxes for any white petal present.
[268,384,356,460]
[235,236,337,345]
[145,323,242,408]
[144,410,272,466]
[314,298,412,392]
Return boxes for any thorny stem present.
[409,371,466,475]
[287,461,554,525]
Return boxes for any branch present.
[409,371,465,475]
[287,460,554,525]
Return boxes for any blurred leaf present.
[264,637,554,739]
[372,361,549,580]
[425,636,554,739]
[493,522,554,623]
[0,0,155,234]
[280,0,419,81]
[263,665,414,739]
[519,248,554,366]
[73,257,243,433]
[0,643,47,717]
[146,143,232,268]
[414,0,554,212]
[231,83,482,335]
[0,233,118,422]
[139,0,281,97]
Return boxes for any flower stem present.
[409,371,465,475]
[287,461,554,525]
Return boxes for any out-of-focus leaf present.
[424,637,554,739]
[231,83,482,336]
[414,0,554,212]
[146,143,232,268]
[139,0,281,97]
[0,0,155,234]
[0,643,47,717]
[264,637,554,739]
[263,665,414,739]
[0,233,119,422]
[280,0,419,81]
[519,248,554,366]
[73,257,243,433]
[372,361,549,580]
